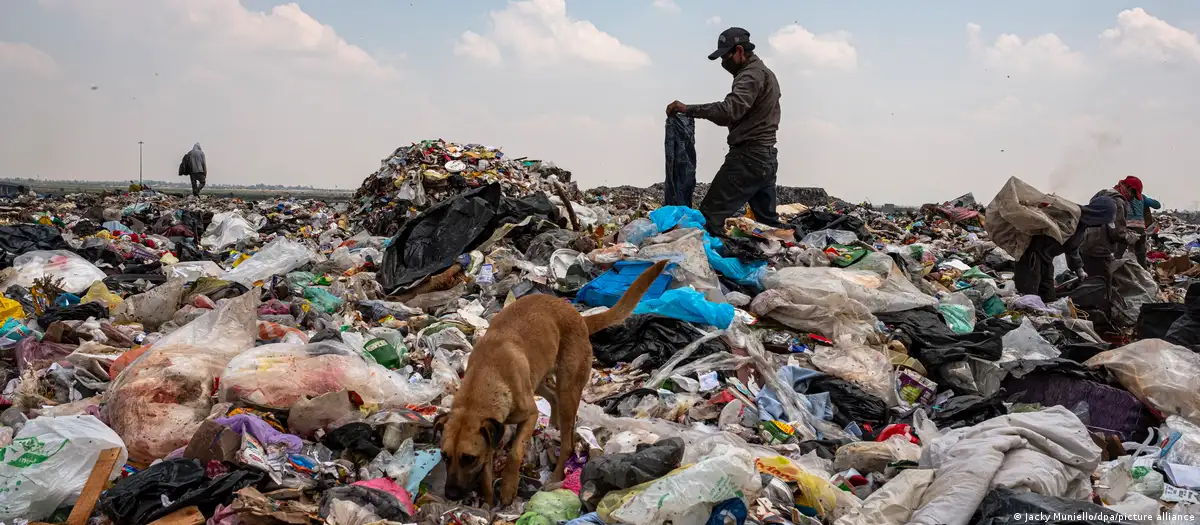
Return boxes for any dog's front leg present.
[499,415,536,506]
[481,449,495,505]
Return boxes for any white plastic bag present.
[2,250,106,294]
[169,261,223,282]
[1000,318,1061,363]
[0,415,128,520]
[605,444,762,525]
[112,277,186,331]
[222,237,314,287]
[639,228,725,303]
[201,211,259,249]
[219,341,442,409]
[105,291,258,462]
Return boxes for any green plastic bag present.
[515,490,581,525]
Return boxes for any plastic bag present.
[832,468,935,525]
[2,250,106,294]
[832,436,921,473]
[599,445,761,525]
[1000,317,1061,364]
[219,341,442,409]
[169,260,224,282]
[938,292,975,334]
[0,415,129,521]
[633,287,735,329]
[1163,416,1200,468]
[304,287,344,314]
[809,340,899,407]
[201,211,259,249]
[112,277,186,331]
[638,229,725,303]
[222,237,314,287]
[82,281,123,313]
[984,176,1081,260]
[619,219,659,246]
[517,489,582,525]
[755,455,861,520]
[105,291,258,462]
[754,266,936,343]
[1085,339,1200,423]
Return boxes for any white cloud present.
[706,16,722,27]
[767,24,858,73]
[0,42,59,76]
[454,30,502,66]
[454,0,650,71]
[967,22,1084,75]
[1100,8,1200,65]
[652,0,680,15]
[969,95,1024,124]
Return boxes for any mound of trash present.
[0,139,1199,524]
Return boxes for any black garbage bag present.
[789,210,871,241]
[1164,281,1200,351]
[498,193,562,226]
[36,302,108,328]
[877,308,1010,367]
[581,437,684,508]
[807,377,888,430]
[931,393,1006,429]
[718,236,768,264]
[323,422,383,458]
[100,458,205,525]
[971,487,1137,525]
[663,114,697,208]
[379,183,503,293]
[1136,303,1187,340]
[320,485,412,521]
[0,224,68,262]
[591,315,726,370]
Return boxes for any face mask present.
[721,56,739,75]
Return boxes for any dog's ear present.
[481,418,504,448]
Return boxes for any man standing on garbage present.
[1078,181,1139,303]
[1014,195,1116,302]
[1118,176,1161,268]
[178,143,207,198]
[666,27,784,237]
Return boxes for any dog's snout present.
[445,484,463,501]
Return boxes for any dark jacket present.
[1036,196,1117,273]
[686,55,781,149]
[179,143,207,176]
[1080,189,1135,259]
[1165,282,1200,351]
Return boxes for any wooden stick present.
[67,447,123,525]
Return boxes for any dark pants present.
[1014,236,1058,302]
[663,114,697,208]
[1130,226,1148,268]
[189,173,206,197]
[699,146,783,237]
[1081,254,1117,305]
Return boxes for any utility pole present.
[138,141,144,186]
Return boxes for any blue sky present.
[2,0,1199,206]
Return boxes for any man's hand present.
[666,101,686,116]
[1076,270,1088,281]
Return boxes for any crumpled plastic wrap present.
[810,340,900,407]
[105,290,259,462]
[752,264,936,342]
[1,250,106,294]
[984,176,1081,260]
[201,210,262,250]
[219,340,442,409]
[222,237,314,287]
[112,277,186,331]
[1085,338,1200,423]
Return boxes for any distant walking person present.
[178,143,207,197]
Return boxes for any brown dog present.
[439,259,668,505]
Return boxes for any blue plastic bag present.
[648,206,766,288]
[576,260,673,308]
[633,287,735,329]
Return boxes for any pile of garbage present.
[1,142,1200,525]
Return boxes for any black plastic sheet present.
[100,458,205,525]
[0,225,68,266]
[1165,282,1200,350]
[971,487,1136,525]
[807,377,889,430]
[1137,303,1187,340]
[379,183,503,293]
[931,393,1006,429]
[581,437,684,508]
[36,302,108,328]
[877,308,1010,367]
[789,210,871,241]
[591,315,726,370]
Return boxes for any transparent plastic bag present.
[201,211,259,249]
[112,277,186,331]
[618,218,659,246]
[219,341,442,409]
[1085,339,1200,422]
[0,415,129,521]
[105,291,258,462]
[1000,318,1061,363]
[938,292,976,334]
[3,250,106,294]
[638,228,724,303]
[810,339,900,407]
[1163,416,1200,468]
[600,444,761,525]
[222,237,314,287]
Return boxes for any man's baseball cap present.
[708,27,755,60]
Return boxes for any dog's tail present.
[583,259,669,334]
